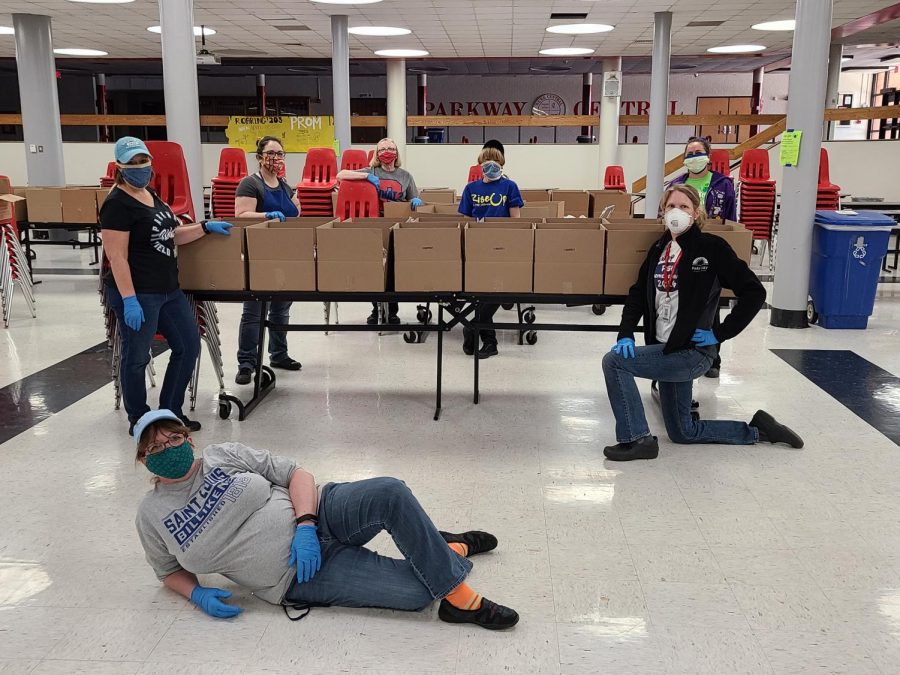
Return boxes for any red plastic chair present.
[468,164,483,184]
[0,175,19,239]
[299,147,338,188]
[710,149,730,176]
[340,149,369,172]
[367,149,375,164]
[738,149,772,184]
[100,161,116,188]
[604,166,626,191]
[145,140,196,222]
[818,148,840,191]
[214,147,248,180]
[335,180,380,220]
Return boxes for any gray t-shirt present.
[235,173,296,211]
[361,166,419,201]
[135,442,298,605]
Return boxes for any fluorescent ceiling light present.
[0,26,13,35]
[546,23,614,35]
[707,44,767,54]
[311,0,382,4]
[54,48,108,56]
[751,20,795,31]
[539,47,595,56]
[375,48,429,57]
[147,26,216,36]
[349,26,411,36]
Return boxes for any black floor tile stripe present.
[771,349,900,446]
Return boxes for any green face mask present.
[145,441,195,479]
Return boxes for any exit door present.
[696,96,752,143]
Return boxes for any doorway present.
[696,96,752,143]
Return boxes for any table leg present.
[434,304,443,421]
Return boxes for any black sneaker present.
[235,367,252,385]
[462,329,475,356]
[179,415,202,432]
[270,357,302,371]
[439,530,498,557]
[705,367,720,378]
[128,418,138,437]
[603,435,659,461]
[477,343,498,359]
[388,314,401,325]
[366,311,379,325]
[438,598,519,630]
[750,410,804,449]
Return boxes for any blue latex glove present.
[366,173,381,189]
[611,337,635,359]
[288,524,322,584]
[410,197,424,209]
[265,211,286,222]
[692,329,719,347]
[190,585,243,619]
[205,221,233,236]
[122,295,144,331]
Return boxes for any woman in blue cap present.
[132,409,519,630]
[101,136,233,434]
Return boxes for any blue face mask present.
[144,441,195,479]
[482,162,502,181]
[120,166,153,189]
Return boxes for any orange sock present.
[448,542,469,557]
[445,582,482,611]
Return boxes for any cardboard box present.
[61,187,99,224]
[429,203,463,215]
[246,218,331,291]
[519,189,550,203]
[96,188,111,213]
[393,221,462,292]
[550,190,591,217]
[520,201,565,219]
[706,220,753,298]
[316,221,387,291]
[178,218,261,291]
[534,221,606,294]
[419,188,456,204]
[12,188,28,222]
[383,201,414,219]
[464,221,534,293]
[24,188,64,222]
[0,193,25,222]
[603,219,665,296]
[589,190,633,218]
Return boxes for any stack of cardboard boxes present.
[23,187,109,224]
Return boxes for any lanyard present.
[662,242,682,295]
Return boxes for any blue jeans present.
[237,301,292,369]
[602,344,758,445]
[107,286,200,422]
[284,477,472,611]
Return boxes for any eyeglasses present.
[146,432,186,456]
[263,151,286,159]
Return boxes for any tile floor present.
[0,245,899,674]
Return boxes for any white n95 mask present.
[664,209,693,235]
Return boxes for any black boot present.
[235,367,252,385]
[438,598,519,630]
[750,410,804,448]
[439,530,498,557]
[603,435,659,461]
[477,342,498,359]
[179,415,202,432]
[462,329,475,356]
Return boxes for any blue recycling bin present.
[425,128,445,144]
[809,210,895,329]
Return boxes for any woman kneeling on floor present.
[133,410,518,629]
[601,184,803,461]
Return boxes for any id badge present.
[659,298,672,321]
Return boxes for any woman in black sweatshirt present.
[601,184,803,461]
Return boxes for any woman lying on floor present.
[132,410,518,630]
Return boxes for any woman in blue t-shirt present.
[458,147,524,358]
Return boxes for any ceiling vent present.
[549,13,589,20]
[275,25,311,31]
[686,21,725,27]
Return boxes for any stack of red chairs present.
[604,166,626,191]
[210,148,248,219]
[710,149,730,176]
[145,141,196,222]
[100,161,116,188]
[297,147,338,217]
[366,149,375,164]
[335,179,380,220]
[340,149,369,171]
[468,164,483,184]
[737,149,776,242]
[816,148,840,210]
[1,175,35,326]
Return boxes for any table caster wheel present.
[691,411,700,422]
[416,308,433,323]
[523,309,536,324]
[218,400,232,420]
[806,300,818,325]
[592,304,607,316]
[525,330,538,345]
[403,331,417,343]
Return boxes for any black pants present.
[464,303,499,347]
[371,302,399,318]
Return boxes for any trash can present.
[808,210,896,329]
[425,128,445,144]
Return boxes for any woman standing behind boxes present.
[457,146,524,359]
[101,136,233,435]
[233,136,302,386]
[336,137,423,324]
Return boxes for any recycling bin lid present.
[814,209,896,226]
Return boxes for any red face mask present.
[262,156,284,173]
[378,150,397,164]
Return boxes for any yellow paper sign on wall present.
[225,116,336,152]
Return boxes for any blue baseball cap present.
[133,409,181,446]
[115,136,152,164]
